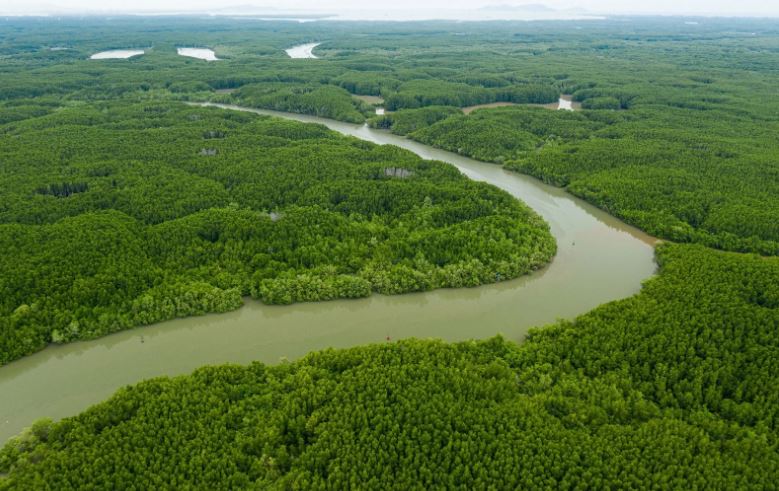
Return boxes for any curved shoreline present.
[285,42,321,59]
[0,103,657,443]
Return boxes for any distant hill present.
[479,3,557,13]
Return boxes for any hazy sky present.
[3,0,779,16]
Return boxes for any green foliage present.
[2,244,778,489]
[333,71,400,95]
[384,80,558,111]
[233,83,368,123]
[580,96,621,110]
[398,98,779,254]
[2,16,779,488]
[369,105,461,134]
[405,106,602,163]
[412,113,539,163]
[6,17,776,257]
[505,118,779,254]
[0,101,554,364]
[254,272,372,305]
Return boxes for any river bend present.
[0,103,657,443]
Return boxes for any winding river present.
[0,104,657,443]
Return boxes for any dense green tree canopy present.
[0,101,554,364]
[2,16,778,254]
[398,103,779,255]
[1,15,779,489]
[2,244,778,489]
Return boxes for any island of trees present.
[0,101,554,365]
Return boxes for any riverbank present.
[0,102,656,443]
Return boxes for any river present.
[0,103,657,443]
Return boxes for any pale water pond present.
[557,95,581,111]
[0,103,657,443]
[286,42,321,59]
[177,47,219,61]
[90,49,145,59]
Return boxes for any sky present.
[2,0,779,17]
